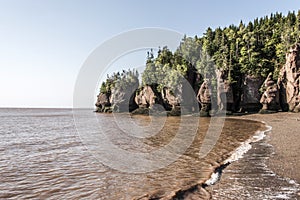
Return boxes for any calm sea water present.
[0,108,263,199]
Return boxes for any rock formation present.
[239,75,264,112]
[161,87,179,109]
[216,69,234,113]
[131,85,184,115]
[133,85,158,114]
[109,80,139,112]
[161,87,182,115]
[259,73,280,113]
[95,44,300,115]
[278,43,300,112]
[134,85,156,108]
[197,80,211,117]
[95,92,111,112]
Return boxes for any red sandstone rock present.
[278,43,300,112]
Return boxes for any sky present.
[1,0,300,108]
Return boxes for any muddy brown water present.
[1,108,289,199]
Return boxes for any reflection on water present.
[0,108,263,199]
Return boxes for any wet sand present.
[241,112,300,183]
[210,112,300,199]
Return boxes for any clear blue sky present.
[1,0,300,108]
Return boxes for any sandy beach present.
[241,112,300,183]
[210,112,300,199]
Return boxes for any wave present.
[204,121,272,187]
[168,120,272,200]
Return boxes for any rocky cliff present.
[239,75,264,112]
[95,44,300,115]
[278,43,300,112]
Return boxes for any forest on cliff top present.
[98,10,300,110]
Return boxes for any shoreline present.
[135,117,266,200]
[208,112,300,199]
[95,111,300,199]
[170,112,300,199]
[232,112,300,183]
[152,117,270,199]
[200,119,272,199]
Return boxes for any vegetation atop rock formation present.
[96,11,300,114]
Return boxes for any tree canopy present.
[101,11,300,96]
[100,69,139,94]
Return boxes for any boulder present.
[131,107,150,115]
[167,106,181,116]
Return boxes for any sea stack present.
[197,80,212,117]
[278,43,300,112]
[259,73,280,113]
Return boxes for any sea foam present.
[205,121,272,186]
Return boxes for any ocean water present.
[0,108,273,199]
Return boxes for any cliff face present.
[239,75,264,112]
[110,81,139,112]
[95,44,300,115]
[95,80,139,113]
[278,43,300,112]
[133,86,181,115]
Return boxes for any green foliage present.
[198,11,300,80]
[142,46,191,93]
[102,11,300,100]
[99,69,139,94]
[100,82,107,93]
[196,50,215,79]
